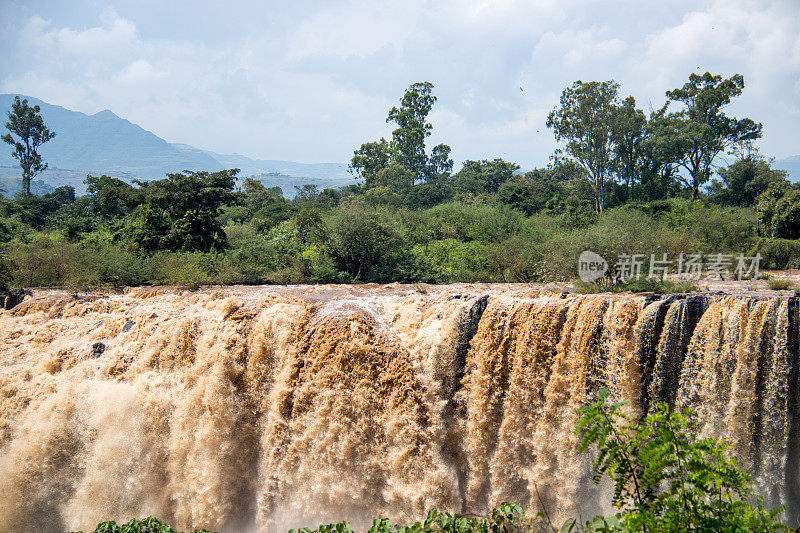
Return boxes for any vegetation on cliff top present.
[2,73,798,289]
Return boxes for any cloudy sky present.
[1,0,798,167]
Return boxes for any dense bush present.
[290,503,533,533]
[72,515,214,533]
[1,156,798,290]
[574,278,698,294]
[752,238,800,270]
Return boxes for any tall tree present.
[452,158,519,195]
[427,143,454,182]
[386,81,437,179]
[634,105,683,201]
[3,96,56,196]
[611,96,647,201]
[349,82,452,191]
[708,154,789,207]
[122,169,240,253]
[349,138,392,186]
[666,72,762,200]
[547,80,620,213]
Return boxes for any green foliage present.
[1,73,795,290]
[120,169,240,253]
[369,246,442,283]
[452,159,519,196]
[72,515,214,533]
[290,503,533,533]
[350,82,453,200]
[571,388,785,532]
[574,278,698,294]
[708,156,789,207]
[327,205,400,280]
[767,278,793,290]
[547,80,620,213]
[495,164,588,217]
[386,81,438,180]
[752,238,800,270]
[3,96,56,196]
[610,96,647,201]
[770,189,800,239]
[425,202,524,243]
[350,139,393,186]
[424,239,491,282]
[665,72,763,201]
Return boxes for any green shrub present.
[289,503,534,533]
[368,246,442,283]
[767,278,793,290]
[574,278,698,294]
[423,239,492,282]
[489,236,547,282]
[543,208,696,280]
[570,388,785,532]
[301,245,351,283]
[327,205,401,280]
[72,515,214,533]
[425,202,524,243]
[153,253,242,287]
[770,189,800,239]
[751,238,800,270]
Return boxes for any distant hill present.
[0,94,351,196]
[0,174,54,196]
[774,155,800,182]
[240,172,352,198]
[173,145,350,181]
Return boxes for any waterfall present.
[0,286,797,531]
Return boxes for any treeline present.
[0,74,798,289]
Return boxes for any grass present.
[767,278,794,290]
[574,278,699,294]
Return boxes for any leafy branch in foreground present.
[290,503,536,533]
[72,515,214,533]
[568,387,785,532]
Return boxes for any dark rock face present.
[1,288,32,310]
[91,343,105,358]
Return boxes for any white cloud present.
[1,0,798,166]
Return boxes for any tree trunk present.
[22,170,31,196]
[594,175,605,214]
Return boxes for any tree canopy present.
[2,96,56,196]
[665,72,763,200]
[547,80,620,213]
[349,81,453,192]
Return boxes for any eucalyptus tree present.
[547,80,620,213]
[3,96,56,196]
[666,72,762,200]
[611,96,647,201]
[349,82,452,192]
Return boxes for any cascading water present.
[0,285,797,532]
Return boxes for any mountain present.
[0,94,351,196]
[774,155,800,183]
[173,145,350,181]
[0,95,220,178]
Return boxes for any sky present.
[1,0,798,168]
